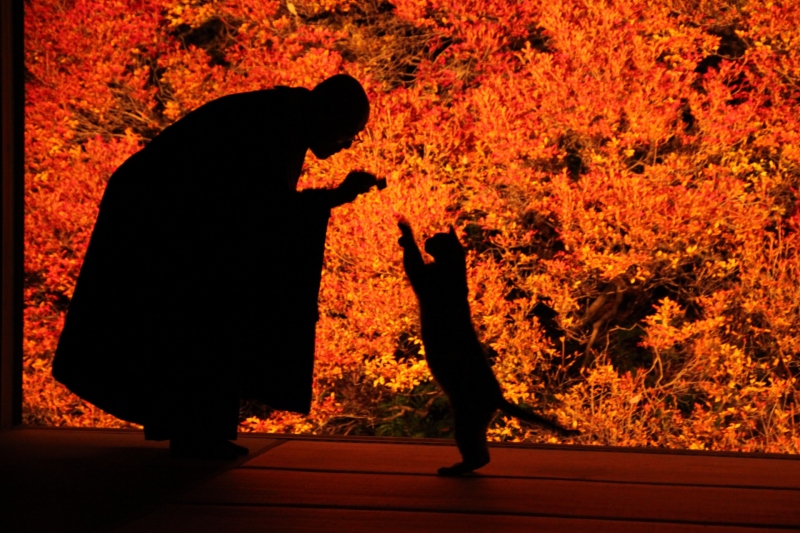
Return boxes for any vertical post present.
[1,0,24,429]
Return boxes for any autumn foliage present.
[24,0,800,452]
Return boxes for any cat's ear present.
[449,225,456,236]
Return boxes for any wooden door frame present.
[1,0,24,429]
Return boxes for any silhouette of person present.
[52,74,381,458]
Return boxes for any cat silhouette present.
[398,220,579,476]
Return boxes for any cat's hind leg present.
[438,408,492,476]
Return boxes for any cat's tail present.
[498,398,580,437]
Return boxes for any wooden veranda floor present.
[2,427,800,532]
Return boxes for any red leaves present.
[23,0,800,451]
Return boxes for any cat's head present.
[424,226,465,265]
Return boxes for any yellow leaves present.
[23,0,800,451]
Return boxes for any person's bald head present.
[307,74,370,159]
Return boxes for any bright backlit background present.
[23,0,800,452]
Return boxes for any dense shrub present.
[24,0,800,452]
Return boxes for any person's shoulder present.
[270,85,312,96]
[225,86,311,102]
[266,85,312,105]
[198,86,310,118]
[154,85,312,142]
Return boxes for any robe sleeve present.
[236,189,333,414]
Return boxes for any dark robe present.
[53,86,331,440]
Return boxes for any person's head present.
[306,74,370,159]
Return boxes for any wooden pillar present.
[1,0,24,429]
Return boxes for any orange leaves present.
[22,0,800,451]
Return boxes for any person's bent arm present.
[298,171,383,209]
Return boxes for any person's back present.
[53,75,379,458]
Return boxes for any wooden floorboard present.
[3,428,800,532]
[175,468,800,528]
[0,428,276,533]
[113,505,786,533]
[246,440,800,489]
